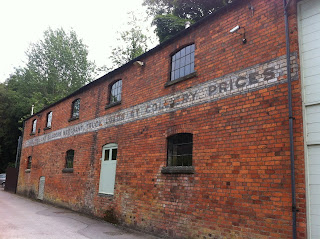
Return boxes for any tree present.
[0,27,95,171]
[109,13,150,68]
[152,14,191,43]
[144,0,229,19]
[143,0,231,42]
[26,28,95,107]
[0,83,27,172]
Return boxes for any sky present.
[0,0,157,83]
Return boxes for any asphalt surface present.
[0,188,159,239]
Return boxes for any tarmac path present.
[0,188,159,239]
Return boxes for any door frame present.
[98,143,118,195]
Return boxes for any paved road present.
[0,189,159,239]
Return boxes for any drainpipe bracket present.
[292,206,299,212]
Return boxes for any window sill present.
[62,168,74,173]
[105,101,121,110]
[43,127,51,131]
[161,166,195,174]
[30,133,36,136]
[98,193,114,198]
[165,71,197,87]
[25,169,31,173]
[68,117,79,122]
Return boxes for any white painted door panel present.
[307,122,320,133]
[304,75,320,87]
[304,66,320,79]
[305,84,320,95]
[301,12,320,27]
[301,22,320,36]
[303,47,320,59]
[299,0,320,237]
[98,144,118,195]
[302,31,320,44]
[303,57,320,71]
[311,222,320,237]
[38,176,45,200]
[306,106,320,144]
[310,185,320,192]
[300,0,319,18]
[309,165,320,174]
[99,161,117,194]
[302,39,320,52]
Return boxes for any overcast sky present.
[0,0,157,83]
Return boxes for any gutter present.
[23,1,239,122]
[283,0,297,238]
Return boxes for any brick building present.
[17,0,320,238]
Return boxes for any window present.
[167,133,193,166]
[27,156,32,169]
[171,44,195,81]
[46,111,52,128]
[70,99,80,120]
[110,80,122,104]
[103,144,118,162]
[65,150,74,168]
[31,119,37,134]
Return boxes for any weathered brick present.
[17,0,306,238]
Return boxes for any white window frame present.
[101,143,118,161]
[31,119,37,134]
[71,99,80,119]
[46,111,52,128]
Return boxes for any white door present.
[38,176,45,200]
[298,0,320,237]
[98,143,118,195]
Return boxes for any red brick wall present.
[18,0,307,238]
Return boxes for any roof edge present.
[24,0,239,122]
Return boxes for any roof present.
[25,0,238,121]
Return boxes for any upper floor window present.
[110,80,122,104]
[27,156,32,169]
[46,111,52,128]
[167,133,193,166]
[65,150,74,169]
[70,99,80,120]
[171,44,195,81]
[31,119,37,134]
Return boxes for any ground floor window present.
[66,150,74,168]
[27,156,32,169]
[167,133,193,166]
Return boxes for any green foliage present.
[144,0,228,19]
[26,28,95,106]
[109,13,149,68]
[153,14,192,43]
[6,28,95,112]
[110,28,148,68]
[0,83,26,172]
[0,28,95,172]
[143,0,174,16]
[6,162,16,169]
[143,0,230,42]
[172,0,228,21]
